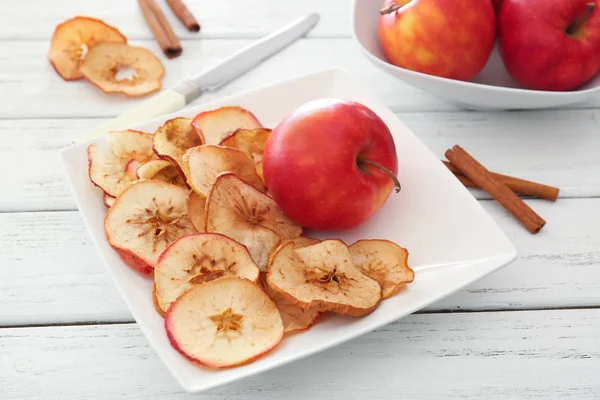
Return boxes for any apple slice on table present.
[349,239,415,299]
[154,233,260,313]
[87,129,155,198]
[165,276,284,368]
[48,16,127,81]
[192,106,263,145]
[152,117,203,176]
[136,159,186,187]
[267,240,382,317]
[186,190,206,232]
[104,180,196,275]
[204,173,302,271]
[183,144,266,196]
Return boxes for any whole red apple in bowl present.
[499,0,600,91]
[378,0,496,82]
[262,99,400,231]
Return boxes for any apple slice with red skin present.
[152,283,165,318]
[263,99,401,231]
[165,276,283,368]
[267,239,382,317]
[192,106,263,145]
[88,129,155,198]
[125,159,142,178]
[103,193,116,208]
[154,233,260,313]
[48,16,127,81]
[204,172,302,271]
[104,180,196,274]
[186,190,206,232]
[219,128,271,184]
[152,117,203,176]
[349,239,415,299]
[184,144,266,197]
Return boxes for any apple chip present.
[154,233,260,313]
[165,276,283,368]
[349,240,415,299]
[104,180,196,274]
[184,145,266,196]
[136,159,186,187]
[152,117,203,174]
[152,283,165,318]
[267,240,382,317]
[204,173,302,271]
[191,106,263,145]
[219,128,271,162]
[125,159,142,178]
[187,191,206,232]
[103,193,116,208]
[268,236,321,265]
[260,275,320,334]
[48,16,127,81]
[88,129,155,197]
[80,42,164,97]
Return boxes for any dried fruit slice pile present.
[87,105,416,371]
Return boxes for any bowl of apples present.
[352,0,600,110]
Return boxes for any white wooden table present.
[1,1,599,398]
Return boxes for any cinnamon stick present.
[138,0,182,58]
[445,145,546,234]
[442,160,559,201]
[166,0,200,32]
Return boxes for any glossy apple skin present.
[263,99,398,231]
[378,0,496,81]
[492,0,503,13]
[500,0,600,91]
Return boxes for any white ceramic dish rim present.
[350,0,600,98]
[59,67,518,393]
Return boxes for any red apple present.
[377,0,496,81]
[499,0,600,91]
[262,99,399,231]
[492,0,503,13]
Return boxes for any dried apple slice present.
[80,42,164,97]
[104,180,196,274]
[152,117,203,174]
[88,129,155,197]
[349,240,415,299]
[187,191,206,232]
[260,275,320,334]
[103,193,116,208]
[204,173,302,271]
[125,159,142,178]
[152,283,165,318]
[192,106,263,145]
[219,128,271,161]
[268,236,321,265]
[267,240,382,317]
[136,159,186,187]
[48,16,127,81]
[165,276,283,368]
[184,145,266,196]
[154,233,260,313]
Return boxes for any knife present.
[82,13,320,141]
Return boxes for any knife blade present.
[81,13,320,141]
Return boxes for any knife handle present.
[79,90,187,141]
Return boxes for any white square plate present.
[59,67,517,393]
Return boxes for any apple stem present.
[566,2,596,36]
[358,160,402,193]
[380,3,403,15]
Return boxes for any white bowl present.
[352,0,600,110]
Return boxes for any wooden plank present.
[2,109,599,212]
[1,199,599,326]
[0,39,459,120]
[0,0,350,40]
[1,309,598,398]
